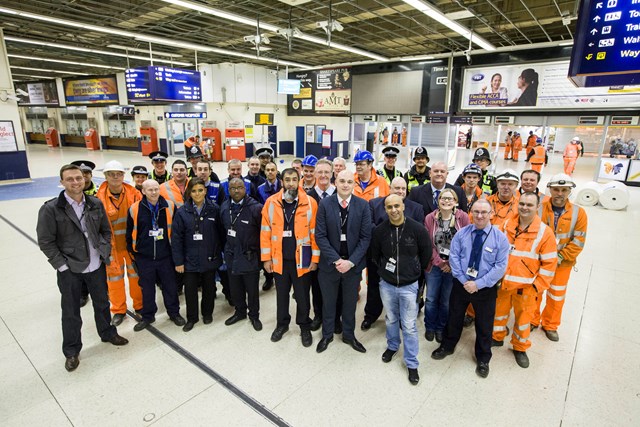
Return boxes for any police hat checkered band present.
[78,163,91,171]
[150,151,168,161]
[496,170,519,182]
[382,147,399,157]
[131,166,148,175]
[71,160,95,171]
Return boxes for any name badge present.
[509,244,516,253]
[283,230,293,237]
[340,233,347,242]
[227,229,237,237]
[485,247,493,253]
[149,228,164,240]
[438,247,450,256]
[193,233,203,241]
[385,262,396,272]
[466,267,478,278]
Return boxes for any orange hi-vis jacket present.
[159,178,189,208]
[530,145,546,164]
[512,134,523,150]
[260,190,320,277]
[563,143,578,159]
[128,199,175,252]
[353,170,390,202]
[96,182,142,254]
[538,199,587,267]
[486,193,519,227]
[526,134,537,150]
[500,215,557,292]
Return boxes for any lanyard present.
[283,200,298,230]
[390,221,406,260]
[193,201,205,234]
[147,200,160,230]
[229,203,245,230]
[514,223,531,239]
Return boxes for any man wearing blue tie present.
[431,199,509,378]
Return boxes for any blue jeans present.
[424,266,453,333]
[379,279,419,369]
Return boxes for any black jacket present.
[37,191,112,273]
[126,196,174,260]
[408,183,468,217]
[371,217,432,286]
[220,196,263,274]
[369,196,425,226]
[172,199,224,272]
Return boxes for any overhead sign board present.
[569,0,640,87]
[126,66,202,103]
[164,112,207,119]
[255,113,274,125]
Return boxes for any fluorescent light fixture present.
[10,65,89,75]
[398,55,435,61]
[107,44,183,58]
[12,73,56,79]
[159,0,389,62]
[7,54,126,70]
[0,6,311,68]
[402,0,496,51]
[4,36,193,66]
[558,41,574,46]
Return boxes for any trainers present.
[381,349,397,363]
[514,350,530,368]
[408,368,420,385]
[543,328,559,342]
[463,315,474,328]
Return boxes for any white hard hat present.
[547,173,576,188]
[496,168,520,182]
[103,160,125,173]
[572,136,580,142]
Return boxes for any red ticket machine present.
[202,127,222,161]
[225,128,246,162]
[140,126,158,156]
[84,128,100,150]
[45,127,59,148]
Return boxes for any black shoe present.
[543,328,559,342]
[111,313,125,326]
[102,334,129,345]
[225,314,246,326]
[435,332,443,343]
[361,319,373,330]
[203,316,213,325]
[476,362,490,378]
[170,314,186,327]
[334,320,343,335]
[530,324,539,332]
[463,315,474,328]
[342,337,366,353]
[183,322,195,332]
[424,330,435,341]
[262,279,274,291]
[65,355,79,372]
[270,326,289,342]
[133,319,155,332]
[431,346,453,360]
[381,349,397,363]
[79,296,89,308]
[301,329,313,347]
[514,351,530,368]
[250,318,263,331]
[491,339,504,347]
[310,317,322,331]
[408,368,420,385]
[316,336,333,353]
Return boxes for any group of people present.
[504,130,582,177]
[37,145,587,386]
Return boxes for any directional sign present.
[569,0,640,87]
[125,66,202,103]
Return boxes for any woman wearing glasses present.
[423,188,470,343]
[172,178,225,332]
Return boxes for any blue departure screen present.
[125,68,151,101]
[150,67,201,102]
[569,0,640,86]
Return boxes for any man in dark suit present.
[363,177,425,330]
[408,161,467,217]
[315,170,372,354]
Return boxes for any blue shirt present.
[62,192,101,273]
[449,223,510,289]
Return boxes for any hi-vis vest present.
[159,179,189,208]
[377,167,402,185]
[500,215,557,292]
[564,143,578,159]
[353,170,390,202]
[96,182,141,252]
[128,200,175,252]
[530,145,546,164]
[538,199,587,266]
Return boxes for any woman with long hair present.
[510,68,539,106]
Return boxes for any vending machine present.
[202,125,222,161]
[140,126,158,156]
[225,125,246,162]
[84,128,100,150]
[45,127,60,148]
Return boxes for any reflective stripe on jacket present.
[96,182,141,258]
[159,179,189,208]
[530,145,546,164]
[539,199,587,266]
[128,198,174,254]
[353,170,390,202]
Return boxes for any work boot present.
[543,328,559,342]
[514,350,530,368]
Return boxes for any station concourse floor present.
[0,144,638,426]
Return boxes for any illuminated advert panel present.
[15,81,60,106]
[63,76,119,106]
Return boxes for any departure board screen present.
[125,66,201,102]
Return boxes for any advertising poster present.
[0,121,18,152]
[460,60,640,111]
[598,158,630,180]
[15,81,60,106]
[288,68,352,116]
[624,160,640,183]
[64,76,119,105]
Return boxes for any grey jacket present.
[37,191,112,273]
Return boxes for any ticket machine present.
[45,127,59,148]
[140,126,158,156]
[225,128,246,162]
[84,128,100,150]
[202,126,222,161]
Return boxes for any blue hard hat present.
[536,137,543,143]
[301,155,318,167]
[354,150,374,163]
[463,163,482,176]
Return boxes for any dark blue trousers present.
[136,256,180,321]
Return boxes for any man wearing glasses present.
[431,199,510,379]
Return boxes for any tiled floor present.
[0,144,638,426]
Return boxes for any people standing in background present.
[511,132,523,162]
[504,131,513,160]
[465,127,473,149]
[71,160,98,196]
[148,151,171,185]
[563,137,580,175]
[291,158,303,177]
[255,147,275,179]
[332,157,347,184]
[526,131,538,151]
[527,138,547,173]
[245,156,266,189]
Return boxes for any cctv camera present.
[16,88,29,97]
[316,20,328,29]
[244,35,257,43]
[332,21,344,32]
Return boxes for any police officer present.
[405,147,431,192]
[377,146,403,185]
[148,151,172,184]
[454,148,497,196]
[71,160,98,196]
[131,165,148,193]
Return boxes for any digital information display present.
[277,79,301,94]
[125,66,201,102]
[569,0,640,86]
[255,113,274,125]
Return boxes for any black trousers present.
[319,266,361,341]
[230,271,260,320]
[262,268,273,285]
[184,270,216,323]
[57,264,116,357]
[310,269,343,323]
[137,256,180,321]
[274,260,311,330]
[441,279,497,364]
[218,269,232,300]
[363,257,382,322]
